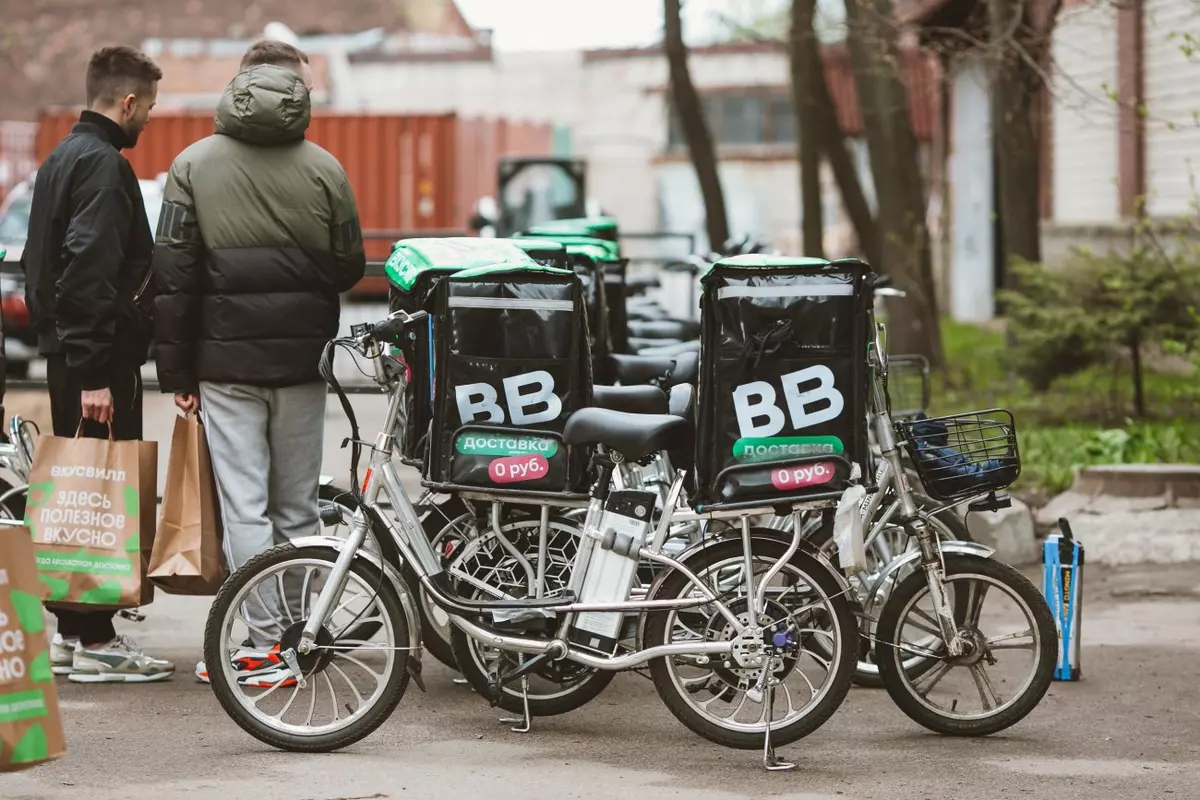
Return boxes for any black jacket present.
[21,111,155,389]
[152,65,366,393]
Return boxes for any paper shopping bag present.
[22,427,158,609]
[0,528,66,771]
[149,415,226,595]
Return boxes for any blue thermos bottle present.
[1043,517,1083,681]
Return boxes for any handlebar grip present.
[372,310,428,344]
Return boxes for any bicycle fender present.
[637,528,853,648]
[287,535,423,659]
[861,540,996,617]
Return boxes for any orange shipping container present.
[35,111,554,262]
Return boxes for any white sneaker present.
[68,635,175,683]
[51,633,78,676]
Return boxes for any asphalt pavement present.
[4,560,1198,800]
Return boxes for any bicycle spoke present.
[334,650,387,680]
[276,572,294,625]
[987,628,1035,650]
[305,675,318,725]
[912,660,952,698]
[970,663,1002,711]
[249,674,293,706]
[272,678,305,720]
[324,672,340,722]
[906,606,945,638]
[329,661,365,710]
[234,608,280,644]
[962,581,990,630]
[299,567,315,619]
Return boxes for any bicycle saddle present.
[628,319,700,341]
[610,353,676,385]
[636,340,701,358]
[592,384,669,415]
[564,409,689,462]
[668,351,699,386]
[668,383,695,422]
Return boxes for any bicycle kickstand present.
[498,655,532,734]
[762,679,795,772]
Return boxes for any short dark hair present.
[86,46,162,107]
[240,40,310,71]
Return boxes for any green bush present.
[1000,244,1200,413]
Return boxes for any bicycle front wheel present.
[875,554,1056,736]
[204,544,413,752]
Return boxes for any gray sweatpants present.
[201,381,326,646]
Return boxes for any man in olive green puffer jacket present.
[150,40,366,684]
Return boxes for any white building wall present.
[1051,0,1120,224]
[1144,0,1200,217]
[351,48,855,255]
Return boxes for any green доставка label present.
[455,433,559,458]
[733,436,844,463]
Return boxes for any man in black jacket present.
[22,45,174,683]
[153,40,365,684]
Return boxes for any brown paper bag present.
[22,426,158,609]
[149,415,226,595]
[0,527,66,771]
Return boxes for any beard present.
[123,122,144,147]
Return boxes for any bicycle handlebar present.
[350,310,429,346]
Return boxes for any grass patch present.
[925,319,1200,495]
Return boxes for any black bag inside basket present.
[385,238,539,465]
[426,263,594,494]
[692,256,873,510]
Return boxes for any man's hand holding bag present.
[148,414,226,595]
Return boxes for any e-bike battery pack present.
[568,489,656,654]
[1043,517,1083,681]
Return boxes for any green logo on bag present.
[455,433,559,458]
[733,436,844,463]
[9,590,44,635]
[37,575,69,602]
[123,485,139,518]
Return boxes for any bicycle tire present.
[204,544,412,752]
[645,537,856,750]
[874,554,1056,736]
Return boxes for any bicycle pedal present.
[117,609,145,623]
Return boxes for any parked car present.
[0,172,165,377]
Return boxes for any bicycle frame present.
[295,334,844,675]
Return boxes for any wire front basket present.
[883,354,931,420]
[897,409,1021,502]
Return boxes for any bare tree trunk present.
[790,0,825,258]
[843,0,944,368]
[812,62,881,266]
[665,0,729,251]
[988,0,1048,271]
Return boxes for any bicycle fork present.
[874,413,966,658]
